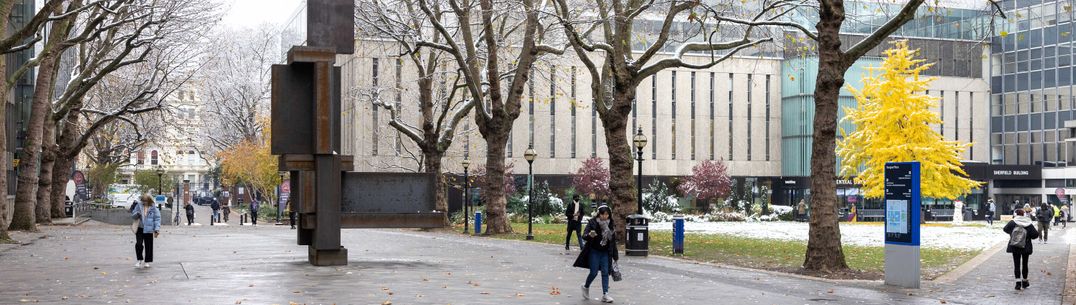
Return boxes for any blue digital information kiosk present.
[884,162,921,288]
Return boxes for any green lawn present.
[462,223,980,280]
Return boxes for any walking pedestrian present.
[573,205,618,303]
[286,198,296,229]
[250,198,259,226]
[210,198,221,226]
[565,195,585,250]
[184,202,195,225]
[986,198,996,226]
[131,195,161,269]
[1003,209,1040,290]
[222,200,231,223]
[1052,203,1062,227]
[796,199,807,222]
[1037,201,1052,244]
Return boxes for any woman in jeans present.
[573,205,618,303]
[1003,208,1040,290]
[131,195,161,268]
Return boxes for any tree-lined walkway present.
[0,222,970,305]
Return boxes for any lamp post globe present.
[462,158,470,233]
[524,147,536,240]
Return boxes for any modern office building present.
[987,0,1076,213]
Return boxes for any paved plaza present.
[0,219,1071,305]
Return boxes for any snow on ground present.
[650,221,1006,250]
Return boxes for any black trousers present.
[566,221,583,248]
[251,210,258,225]
[289,211,296,228]
[1012,252,1029,279]
[135,228,154,262]
[186,213,194,225]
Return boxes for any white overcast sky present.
[220,0,304,29]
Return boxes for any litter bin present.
[64,200,73,218]
[626,214,649,256]
[672,215,684,255]
[474,211,482,236]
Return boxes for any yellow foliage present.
[217,117,281,198]
[837,41,981,200]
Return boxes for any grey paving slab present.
[0,222,1000,305]
[923,224,1072,305]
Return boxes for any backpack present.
[1009,225,1027,249]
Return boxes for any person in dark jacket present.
[1036,201,1052,243]
[183,202,195,225]
[565,195,585,250]
[1004,209,1041,290]
[250,199,259,226]
[573,205,618,303]
[210,199,221,225]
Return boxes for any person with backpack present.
[210,198,221,225]
[1037,201,1052,243]
[1003,209,1040,290]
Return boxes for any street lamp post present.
[462,158,470,233]
[524,147,537,241]
[633,127,647,214]
[627,127,649,257]
[155,166,164,196]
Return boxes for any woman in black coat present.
[1003,208,1041,290]
[573,205,618,303]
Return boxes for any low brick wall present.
[89,208,173,226]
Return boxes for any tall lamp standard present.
[524,147,537,240]
[633,127,648,214]
[462,158,471,233]
[155,166,164,196]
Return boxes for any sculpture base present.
[308,246,348,266]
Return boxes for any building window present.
[187,150,196,164]
[176,151,183,165]
[765,75,771,161]
[151,150,158,165]
[747,74,752,161]
[671,71,677,160]
[709,72,715,160]
[395,58,403,156]
[570,67,577,158]
[728,73,734,160]
[372,57,380,156]
[550,66,556,158]
[592,85,597,158]
[690,71,696,160]
[136,151,144,165]
[651,75,657,160]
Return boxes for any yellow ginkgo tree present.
[837,40,981,200]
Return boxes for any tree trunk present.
[424,149,449,225]
[482,131,511,234]
[0,7,9,239]
[10,60,60,231]
[600,95,635,243]
[35,122,56,223]
[51,114,79,218]
[803,1,849,272]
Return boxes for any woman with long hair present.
[573,205,618,303]
[131,195,161,268]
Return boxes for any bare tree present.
[551,0,783,240]
[0,0,74,239]
[6,0,218,230]
[354,2,479,223]
[196,25,277,154]
[406,0,565,233]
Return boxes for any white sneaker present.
[142,262,151,268]
[581,285,589,300]
[601,294,614,303]
[135,261,143,268]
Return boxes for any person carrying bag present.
[572,205,619,303]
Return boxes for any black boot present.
[1016,281,1022,290]
[1022,279,1029,288]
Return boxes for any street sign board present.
[883,161,921,289]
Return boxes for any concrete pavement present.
[0,221,1015,305]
